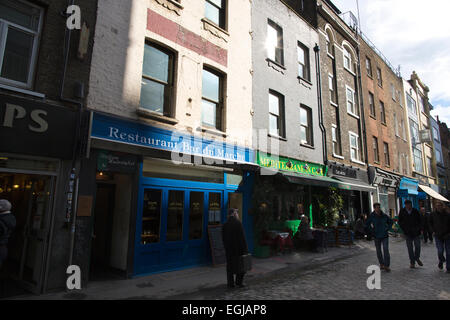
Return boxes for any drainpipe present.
[314,44,328,164]
[356,46,368,167]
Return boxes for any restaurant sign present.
[257,152,327,177]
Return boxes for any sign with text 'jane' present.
[90,113,255,164]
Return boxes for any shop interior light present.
[13,184,20,189]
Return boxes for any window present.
[300,105,313,146]
[141,189,162,244]
[332,125,342,156]
[325,29,333,55]
[376,67,383,86]
[329,74,336,104]
[426,157,434,177]
[407,93,417,116]
[413,148,423,173]
[401,119,406,140]
[297,43,310,81]
[368,92,375,117]
[202,67,224,130]
[384,142,390,166]
[398,152,402,173]
[349,132,360,162]
[394,112,399,136]
[343,47,352,71]
[436,150,442,164]
[433,127,440,142]
[205,0,226,29]
[167,190,184,242]
[269,91,285,138]
[140,42,175,115]
[373,137,379,163]
[391,83,396,101]
[189,192,204,240]
[0,0,43,88]
[346,86,358,117]
[410,120,419,146]
[419,96,427,114]
[380,101,386,124]
[366,57,372,77]
[267,20,284,65]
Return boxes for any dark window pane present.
[208,193,221,225]
[141,189,162,244]
[202,69,220,102]
[142,44,169,82]
[140,78,165,113]
[1,27,33,83]
[189,192,204,240]
[167,191,184,242]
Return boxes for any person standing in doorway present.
[365,203,394,272]
[0,199,16,270]
[420,207,433,244]
[398,200,423,268]
[222,208,249,288]
[429,200,450,273]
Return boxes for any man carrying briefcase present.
[222,208,249,289]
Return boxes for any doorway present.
[90,183,116,280]
[0,173,54,297]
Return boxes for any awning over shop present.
[331,176,377,193]
[280,171,341,188]
[418,185,450,202]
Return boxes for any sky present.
[332,0,450,125]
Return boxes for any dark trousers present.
[405,236,421,264]
[435,238,450,271]
[374,237,390,267]
[423,229,433,243]
[0,246,7,270]
[227,270,245,287]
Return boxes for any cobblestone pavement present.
[183,238,450,300]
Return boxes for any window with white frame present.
[394,112,399,136]
[368,92,375,117]
[300,105,313,146]
[349,132,360,162]
[329,74,336,104]
[343,47,352,71]
[332,125,342,156]
[407,93,417,116]
[325,28,334,56]
[346,86,358,117]
[297,42,310,81]
[419,96,426,114]
[268,90,285,138]
[376,67,383,87]
[383,142,390,166]
[0,0,43,89]
[410,120,419,146]
[426,157,433,177]
[413,148,423,173]
[205,0,226,29]
[433,127,440,142]
[365,57,372,77]
[401,119,406,140]
[373,136,379,163]
[267,20,283,65]
[380,101,386,124]
[202,67,224,130]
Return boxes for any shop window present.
[208,193,222,225]
[0,0,43,89]
[202,67,224,131]
[189,192,204,240]
[166,190,184,242]
[140,42,175,116]
[205,0,226,29]
[141,189,162,244]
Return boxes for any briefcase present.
[239,254,252,273]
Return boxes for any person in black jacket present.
[420,207,433,244]
[429,200,450,273]
[222,208,248,288]
[0,199,16,270]
[398,200,423,268]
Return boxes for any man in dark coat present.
[0,199,16,270]
[398,200,423,268]
[429,200,450,273]
[222,208,248,288]
[420,207,433,244]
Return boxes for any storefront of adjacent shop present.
[368,166,402,217]
[0,93,80,295]
[327,162,375,223]
[83,112,255,278]
[397,177,419,209]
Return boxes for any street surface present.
[179,237,450,300]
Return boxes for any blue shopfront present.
[90,112,255,276]
[397,177,419,209]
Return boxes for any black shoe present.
[438,262,444,270]
[417,259,423,267]
[410,263,415,269]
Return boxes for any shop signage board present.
[97,150,138,173]
[257,152,327,177]
[331,165,357,179]
[0,94,78,159]
[91,112,255,164]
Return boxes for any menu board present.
[208,225,226,266]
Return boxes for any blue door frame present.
[133,163,253,277]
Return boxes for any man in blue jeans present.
[398,200,423,268]
[429,200,450,273]
[366,203,394,272]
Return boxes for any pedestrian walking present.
[398,200,423,268]
[365,203,393,272]
[420,207,433,244]
[222,208,249,288]
[0,199,16,270]
[429,200,450,273]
